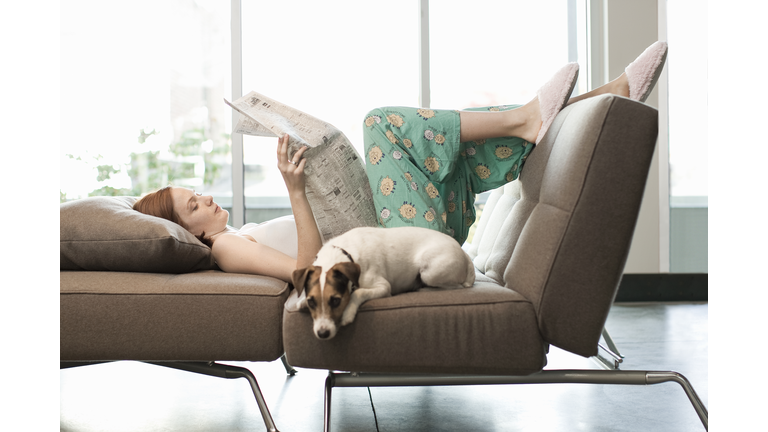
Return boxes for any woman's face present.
[170,187,229,237]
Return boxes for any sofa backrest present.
[465,95,658,357]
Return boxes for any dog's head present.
[292,255,360,340]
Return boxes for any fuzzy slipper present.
[536,62,579,144]
[625,41,668,102]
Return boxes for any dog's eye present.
[329,297,341,308]
[307,297,317,309]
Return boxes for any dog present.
[291,226,475,340]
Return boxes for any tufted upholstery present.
[466,94,658,356]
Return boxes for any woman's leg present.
[566,72,629,106]
[458,72,631,144]
[363,107,463,184]
[363,63,638,244]
[458,105,535,194]
[458,99,541,144]
[363,106,476,242]
[363,105,534,244]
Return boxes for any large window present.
[238,0,570,225]
[428,0,570,241]
[668,0,707,200]
[60,0,232,217]
[667,0,708,272]
[429,0,569,110]
[61,0,572,234]
[240,0,419,223]
[59,1,704,273]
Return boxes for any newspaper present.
[225,91,377,241]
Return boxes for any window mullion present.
[231,0,244,228]
[419,0,430,108]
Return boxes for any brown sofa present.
[60,94,707,432]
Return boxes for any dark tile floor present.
[60,302,708,432]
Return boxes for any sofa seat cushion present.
[283,274,547,375]
[61,270,290,362]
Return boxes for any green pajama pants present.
[363,105,535,245]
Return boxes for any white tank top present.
[237,215,298,259]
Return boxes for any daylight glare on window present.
[667,0,708,200]
[60,0,570,220]
[60,0,232,207]
[429,0,569,110]
[240,0,419,221]
[237,0,568,223]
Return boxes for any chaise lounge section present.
[60,196,292,432]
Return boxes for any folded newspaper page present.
[225,91,377,241]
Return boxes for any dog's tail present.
[462,253,476,288]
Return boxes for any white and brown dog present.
[292,226,475,340]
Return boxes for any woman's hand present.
[277,134,309,196]
[276,133,323,269]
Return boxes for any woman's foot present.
[565,71,629,107]
[610,72,630,98]
[503,97,542,144]
[502,63,579,144]
[625,41,668,102]
[565,41,667,106]
[534,62,579,144]
[458,63,578,144]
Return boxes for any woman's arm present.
[208,134,322,282]
[277,134,323,269]
[212,234,297,281]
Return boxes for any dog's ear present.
[332,262,361,292]
[292,266,315,296]
[295,294,308,311]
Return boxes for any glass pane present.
[429,0,569,242]
[668,0,708,198]
[429,0,569,110]
[60,0,232,219]
[667,0,708,273]
[241,0,419,223]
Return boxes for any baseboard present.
[615,273,708,302]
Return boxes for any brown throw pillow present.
[60,196,217,273]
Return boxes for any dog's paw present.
[340,305,359,326]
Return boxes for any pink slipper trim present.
[536,62,579,144]
[625,41,668,102]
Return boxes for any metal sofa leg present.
[646,371,708,430]
[322,369,707,431]
[601,327,623,358]
[280,354,298,376]
[592,327,626,370]
[149,362,280,432]
[324,372,334,432]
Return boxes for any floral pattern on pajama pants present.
[363,104,535,245]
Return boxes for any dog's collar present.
[333,246,354,264]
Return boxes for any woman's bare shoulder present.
[209,232,261,269]
[211,231,255,250]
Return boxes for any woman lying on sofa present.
[133,41,668,283]
[134,136,323,282]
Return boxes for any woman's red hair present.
[133,186,212,247]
